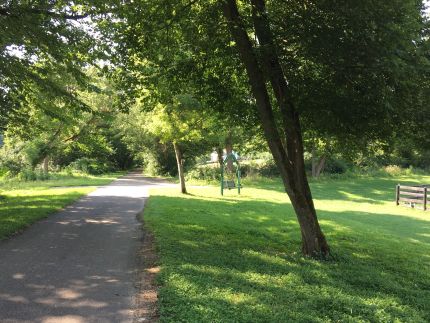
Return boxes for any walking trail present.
[0,172,173,323]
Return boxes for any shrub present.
[186,164,220,181]
[0,159,24,177]
[257,160,280,177]
[36,170,50,181]
[384,165,403,176]
[17,169,37,181]
[16,169,50,182]
[64,166,74,176]
[186,160,281,182]
[143,154,168,176]
[0,167,7,178]
[140,145,178,177]
[69,158,112,175]
[0,149,27,177]
[324,158,349,174]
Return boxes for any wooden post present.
[396,184,400,206]
[424,187,427,211]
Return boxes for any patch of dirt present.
[134,217,160,322]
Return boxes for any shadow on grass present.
[250,176,428,205]
[145,193,430,322]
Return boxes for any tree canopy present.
[1,0,429,257]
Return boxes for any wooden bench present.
[396,184,429,210]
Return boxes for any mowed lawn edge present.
[143,174,430,322]
[0,172,125,240]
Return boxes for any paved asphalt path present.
[0,172,173,323]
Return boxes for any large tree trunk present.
[222,0,329,257]
[173,142,187,194]
[43,156,49,173]
[311,147,326,178]
[225,132,233,172]
[216,147,224,167]
[315,156,326,178]
[311,147,317,177]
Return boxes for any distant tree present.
[147,94,210,193]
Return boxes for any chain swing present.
[220,153,241,196]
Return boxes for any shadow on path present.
[0,172,169,323]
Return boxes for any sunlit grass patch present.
[144,175,430,322]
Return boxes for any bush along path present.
[0,172,173,323]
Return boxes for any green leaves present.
[0,1,98,128]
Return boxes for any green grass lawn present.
[0,172,124,239]
[143,174,430,322]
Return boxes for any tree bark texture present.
[173,142,187,194]
[217,147,224,167]
[43,156,49,173]
[225,132,234,172]
[311,147,317,178]
[315,156,326,178]
[222,0,329,257]
[311,148,326,178]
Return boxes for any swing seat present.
[223,180,236,189]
